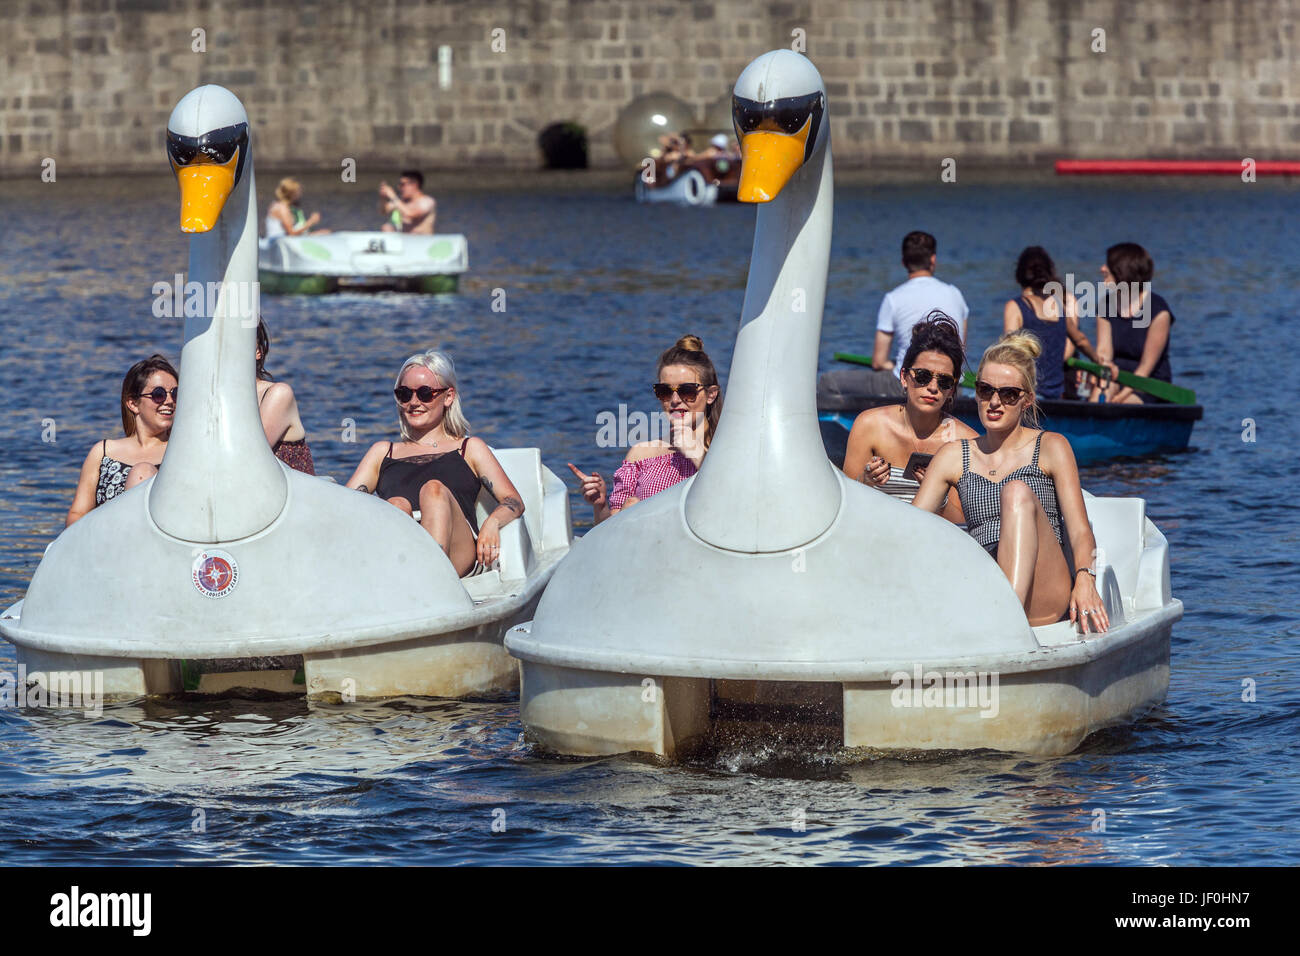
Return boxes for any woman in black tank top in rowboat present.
[345,349,525,577]
[911,332,1110,635]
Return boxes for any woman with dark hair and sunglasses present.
[841,312,977,524]
[569,334,722,525]
[66,354,178,526]
[254,318,314,475]
[1003,245,1108,399]
[345,349,524,576]
[912,332,1109,635]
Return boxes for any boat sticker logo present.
[192,549,239,598]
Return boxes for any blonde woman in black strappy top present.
[911,332,1110,635]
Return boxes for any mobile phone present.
[902,452,933,482]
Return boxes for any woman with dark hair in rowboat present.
[912,332,1109,635]
[841,312,976,524]
[1092,242,1175,404]
[1002,245,1108,399]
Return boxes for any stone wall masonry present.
[2,0,1298,177]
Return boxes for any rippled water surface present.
[1,169,1297,865]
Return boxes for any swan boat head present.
[166,85,251,234]
[682,49,842,552]
[149,84,288,543]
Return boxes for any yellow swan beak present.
[175,152,239,233]
[737,121,811,203]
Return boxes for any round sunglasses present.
[653,382,707,402]
[974,381,1026,405]
[394,385,451,403]
[905,367,956,391]
[138,387,178,404]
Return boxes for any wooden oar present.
[1066,358,1196,405]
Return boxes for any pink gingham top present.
[608,447,698,512]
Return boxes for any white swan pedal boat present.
[258,231,468,294]
[634,168,719,207]
[0,84,570,703]
[504,50,1181,760]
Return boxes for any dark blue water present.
[1,169,1297,864]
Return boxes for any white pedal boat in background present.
[0,85,570,703]
[634,168,718,207]
[258,231,468,294]
[505,50,1181,760]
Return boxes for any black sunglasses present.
[974,381,1027,405]
[732,91,826,161]
[166,123,249,170]
[906,367,956,391]
[653,382,706,402]
[138,387,178,404]
[394,385,450,403]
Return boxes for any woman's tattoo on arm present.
[357,484,370,494]
[503,495,524,515]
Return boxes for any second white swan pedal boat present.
[504,50,1181,759]
[0,85,570,702]
[259,231,468,294]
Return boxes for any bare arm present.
[65,442,106,527]
[257,382,296,448]
[871,330,894,371]
[1112,312,1171,403]
[910,442,962,514]
[1003,299,1022,335]
[466,438,524,530]
[842,410,889,486]
[346,441,389,494]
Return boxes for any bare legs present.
[385,479,477,576]
[996,480,1072,626]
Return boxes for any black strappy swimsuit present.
[375,438,481,533]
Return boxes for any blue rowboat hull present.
[819,395,1202,468]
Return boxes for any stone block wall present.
[2,0,1297,176]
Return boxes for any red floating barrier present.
[1056,159,1300,175]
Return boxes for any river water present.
[0,169,1296,864]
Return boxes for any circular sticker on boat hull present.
[192,549,239,598]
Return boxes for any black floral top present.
[95,439,133,505]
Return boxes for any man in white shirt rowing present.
[861,230,970,396]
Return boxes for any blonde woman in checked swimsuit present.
[911,332,1110,635]
[569,335,722,525]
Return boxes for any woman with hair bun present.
[912,332,1110,635]
[569,334,722,525]
[1003,245,1106,399]
[346,350,524,576]
[66,354,178,526]
[841,311,976,523]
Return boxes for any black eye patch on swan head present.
[167,122,249,183]
[732,91,825,161]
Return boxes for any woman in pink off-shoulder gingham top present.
[569,335,723,525]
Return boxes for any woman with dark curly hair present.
[842,311,977,524]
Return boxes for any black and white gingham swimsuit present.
[956,435,1063,557]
